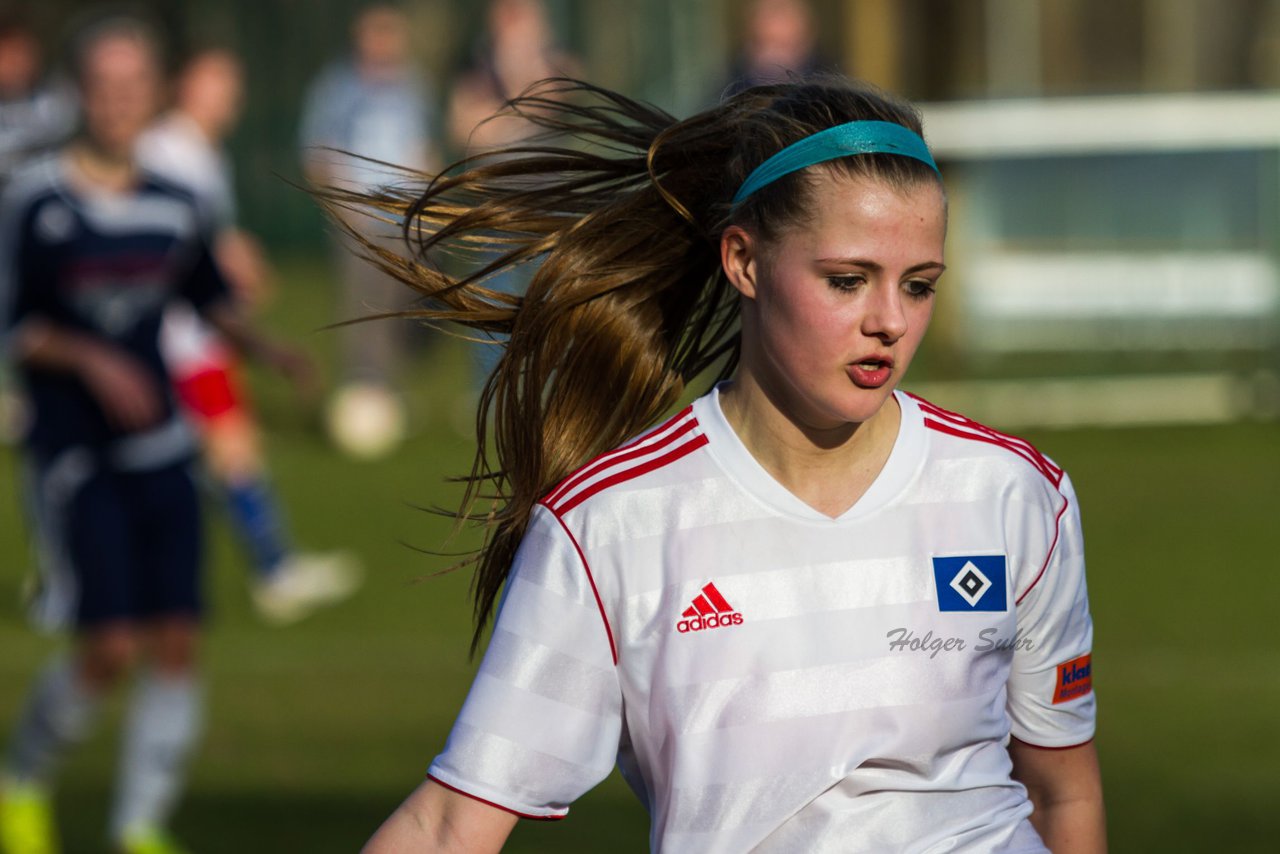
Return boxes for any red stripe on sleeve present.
[427,773,567,821]
[1015,493,1070,605]
[538,504,619,665]
[555,434,709,514]
[912,394,1063,486]
[923,418,1062,486]
[1009,735,1095,752]
[544,408,695,507]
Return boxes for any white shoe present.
[252,552,362,625]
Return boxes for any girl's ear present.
[720,225,760,300]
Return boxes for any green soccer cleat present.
[118,825,191,854]
[0,780,58,854]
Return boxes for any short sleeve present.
[1006,472,1097,747]
[180,238,232,315]
[427,505,623,819]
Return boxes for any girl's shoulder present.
[538,403,711,519]
[906,391,1072,501]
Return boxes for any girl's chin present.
[785,387,897,432]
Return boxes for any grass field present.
[2,257,1277,852]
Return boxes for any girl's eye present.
[904,279,937,299]
[826,275,865,292]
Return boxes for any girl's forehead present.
[810,170,944,209]
[769,173,947,242]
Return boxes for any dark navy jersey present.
[0,154,231,465]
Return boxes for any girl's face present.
[724,171,947,431]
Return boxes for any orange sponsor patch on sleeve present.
[1052,653,1093,704]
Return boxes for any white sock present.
[4,655,101,787]
[109,670,203,840]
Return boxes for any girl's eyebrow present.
[817,258,947,274]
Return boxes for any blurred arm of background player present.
[200,299,316,395]
[1009,739,1107,853]
[12,319,165,431]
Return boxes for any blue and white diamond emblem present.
[932,555,1007,612]
[949,561,991,607]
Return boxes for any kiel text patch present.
[932,555,1007,612]
[1053,653,1093,704]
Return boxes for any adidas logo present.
[676,582,744,633]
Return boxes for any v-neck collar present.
[694,384,926,524]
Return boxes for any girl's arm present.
[1009,738,1106,853]
[362,778,519,854]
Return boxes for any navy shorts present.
[29,454,204,629]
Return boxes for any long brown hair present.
[319,77,937,649]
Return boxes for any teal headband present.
[730,120,939,207]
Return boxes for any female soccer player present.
[351,78,1106,852]
[0,18,308,854]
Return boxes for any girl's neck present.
[718,374,901,519]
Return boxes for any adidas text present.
[676,613,744,633]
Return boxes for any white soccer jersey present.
[136,113,236,229]
[428,387,1096,853]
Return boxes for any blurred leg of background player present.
[3,459,207,854]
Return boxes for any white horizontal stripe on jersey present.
[658,648,1006,737]
[462,671,619,768]
[71,193,199,240]
[479,627,617,715]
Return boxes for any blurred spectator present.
[0,13,76,445]
[724,0,826,97]
[299,3,439,460]
[447,0,579,399]
[446,0,579,155]
[139,47,360,624]
[0,18,310,854]
[0,13,75,188]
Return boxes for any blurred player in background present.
[0,18,310,854]
[299,3,438,459]
[445,0,579,400]
[139,47,360,624]
[350,76,1105,851]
